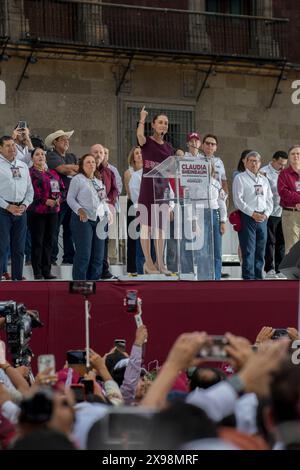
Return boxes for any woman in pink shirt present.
[28,147,64,279]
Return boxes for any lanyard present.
[246,170,260,184]
[0,155,19,169]
[90,178,106,200]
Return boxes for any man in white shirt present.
[12,122,33,167]
[12,123,34,266]
[233,151,273,280]
[261,151,288,278]
[0,136,34,280]
[201,134,228,195]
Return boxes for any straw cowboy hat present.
[45,129,74,149]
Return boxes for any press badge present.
[254,184,264,196]
[97,186,106,201]
[295,181,300,192]
[11,167,21,179]
[50,179,60,193]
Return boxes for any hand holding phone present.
[124,290,138,313]
[66,350,86,365]
[80,379,94,396]
[198,336,228,361]
[271,328,289,340]
[71,384,86,403]
[38,354,56,375]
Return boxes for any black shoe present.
[221,272,230,278]
[43,274,57,280]
[101,271,117,280]
[34,274,43,280]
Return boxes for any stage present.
[0,280,298,371]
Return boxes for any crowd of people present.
[0,320,299,450]
[0,111,299,280]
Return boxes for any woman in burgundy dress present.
[137,107,174,274]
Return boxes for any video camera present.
[0,301,43,366]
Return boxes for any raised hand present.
[140,106,148,123]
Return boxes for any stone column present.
[188,0,211,53]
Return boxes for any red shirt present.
[96,165,118,205]
[169,177,184,198]
[278,166,300,208]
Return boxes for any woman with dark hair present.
[231,150,252,264]
[124,146,143,274]
[232,149,252,180]
[27,147,64,279]
[67,154,111,280]
[137,107,174,274]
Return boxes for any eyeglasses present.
[204,141,217,146]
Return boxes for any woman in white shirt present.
[124,146,143,274]
[67,154,111,280]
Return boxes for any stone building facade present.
[0,0,299,194]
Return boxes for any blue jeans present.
[0,208,27,280]
[238,212,267,280]
[3,248,10,273]
[71,213,105,280]
[25,229,31,262]
[196,209,217,280]
[52,201,75,263]
[212,209,222,280]
[181,208,216,280]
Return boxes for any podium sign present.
[179,159,210,200]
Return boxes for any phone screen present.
[126,290,138,313]
[17,121,27,130]
[80,379,94,395]
[38,354,56,375]
[272,329,289,340]
[71,384,86,403]
[66,350,86,364]
[198,336,228,361]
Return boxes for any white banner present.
[179,160,210,200]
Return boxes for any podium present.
[144,155,215,280]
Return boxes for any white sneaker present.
[265,269,278,279]
[276,272,287,279]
